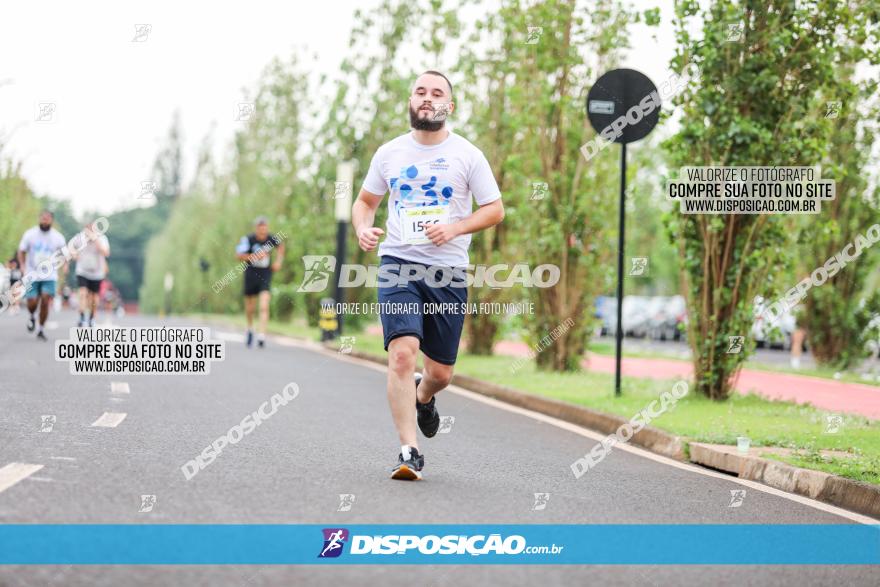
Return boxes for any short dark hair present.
[421,70,453,99]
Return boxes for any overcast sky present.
[0,1,676,217]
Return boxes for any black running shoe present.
[415,373,440,438]
[246,330,254,348]
[36,331,47,341]
[258,339,265,349]
[391,447,424,481]
[27,317,35,332]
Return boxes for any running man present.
[18,210,67,341]
[352,70,504,480]
[235,216,285,348]
[70,220,110,327]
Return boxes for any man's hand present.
[271,261,282,272]
[425,222,461,247]
[357,227,385,252]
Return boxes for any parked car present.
[751,296,796,350]
[595,295,617,336]
[621,296,653,337]
[647,295,687,341]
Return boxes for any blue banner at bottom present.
[0,524,877,565]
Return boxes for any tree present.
[799,72,880,367]
[664,0,875,399]
[475,0,634,371]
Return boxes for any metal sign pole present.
[586,68,660,399]
[615,142,626,397]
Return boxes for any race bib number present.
[401,206,449,245]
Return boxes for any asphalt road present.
[0,308,876,586]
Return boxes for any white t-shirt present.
[18,227,66,281]
[362,130,501,267]
[72,232,110,280]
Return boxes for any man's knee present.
[425,361,454,387]
[388,338,418,375]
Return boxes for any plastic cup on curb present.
[736,436,750,454]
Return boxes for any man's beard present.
[39,223,51,232]
[409,104,445,132]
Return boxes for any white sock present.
[401,445,412,460]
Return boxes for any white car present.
[751,296,797,350]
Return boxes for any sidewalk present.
[494,341,880,420]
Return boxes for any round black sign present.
[586,68,660,144]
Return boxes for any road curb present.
[689,442,880,519]
[340,347,686,461]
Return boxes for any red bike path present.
[493,341,880,420]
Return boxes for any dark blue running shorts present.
[377,255,468,365]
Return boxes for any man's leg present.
[89,289,99,324]
[387,335,420,449]
[26,297,38,320]
[78,287,88,325]
[244,295,256,329]
[257,290,270,345]
[417,354,454,404]
[38,293,51,326]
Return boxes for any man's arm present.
[235,236,251,262]
[97,236,110,258]
[352,189,385,252]
[271,242,285,272]
[425,199,505,247]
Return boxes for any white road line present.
[310,340,880,525]
[0,463,44,494]
[110,381,130,394]
[91,412,127,428]
[49,456,76,461]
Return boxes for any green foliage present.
[798,72,880,368]
[0,160,41,262]
[664,0,876,399]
